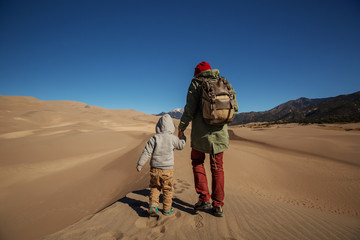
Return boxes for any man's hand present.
[137,168,141,172]
[178,130,184,139]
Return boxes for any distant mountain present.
[155,108,184,119]
[232,91,360,124]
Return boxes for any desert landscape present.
[0,96,359,240]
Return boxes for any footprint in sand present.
[98,231,125,240]
[147,217,160,228]
[174,178,191,194]
[147,216,170,238]
[175,189,185,194]
[112,231,124,240]
[135,217,159,229]
[136,209,182,233]
[134,218,148,229]
[194,214,204,229]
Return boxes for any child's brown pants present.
[149,168,174,211]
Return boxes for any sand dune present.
[0,96,359,240]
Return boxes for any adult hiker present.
[178,61,238,217]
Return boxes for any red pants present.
[191,148,224,207]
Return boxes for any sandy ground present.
[0,96,359,240]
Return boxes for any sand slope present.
[1,96,359,240]
[0,96,157,240]
[41,130,360,240]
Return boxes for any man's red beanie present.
[194,61,211,76]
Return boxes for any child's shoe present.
[163,208,174,216]
[149,204,159,217]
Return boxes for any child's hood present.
[156,114,175,134]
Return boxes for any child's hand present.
[137,168,142,172]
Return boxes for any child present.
[137,114,186,217]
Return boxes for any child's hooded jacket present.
[137,114,186,170]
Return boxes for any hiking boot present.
[149,204,159,217]
[212,206,223,217]
[194,201,211,211]
[163,208,174,216]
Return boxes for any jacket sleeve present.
[173,135,186,150]
[178,80,200,131]
[136,136,155,170]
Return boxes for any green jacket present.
[178,69,238,154]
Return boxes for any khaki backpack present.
[196,76,235,125]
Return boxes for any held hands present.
[178,130,184,139]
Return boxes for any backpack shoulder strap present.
[219,76,234,98]
[193,76,206,83]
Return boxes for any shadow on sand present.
[118,189,196,217]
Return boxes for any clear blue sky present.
[1,0,360,114]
